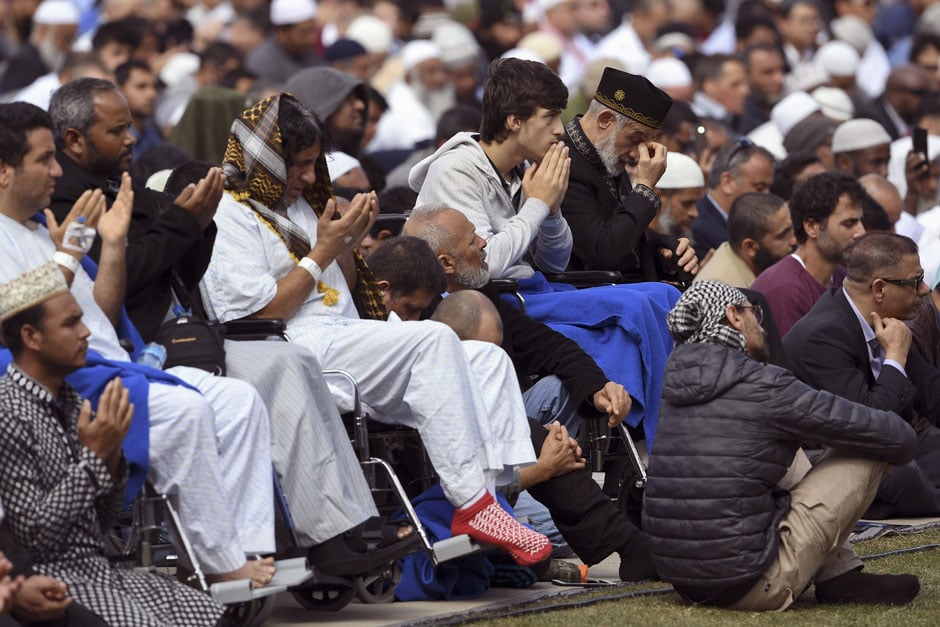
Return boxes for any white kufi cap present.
[657,152,705,190]
[831,118,892,153]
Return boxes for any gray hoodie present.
[409,132,572,279]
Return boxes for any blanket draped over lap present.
[514,273,679,449]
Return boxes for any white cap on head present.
[657,152,705,190]
[831,15,873,55]
[647,57,692,89]
[401,40,441,72]
[518,31,563,63]
[270,0,317,26]
[33,0,80,25]
[812,86,854,121]
[815,41,860,78]
[327,151,362,181]
[346,15,393,54]
[0,261,68,323]
[433,22,480,67]
[771,91,820,137]
[159,52,200,88]
[500,47,545,63]
[831,118,892,153]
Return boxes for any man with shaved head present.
[859,174,903,230]
[430,290,504,345]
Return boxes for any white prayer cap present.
[815,41,860,78]
[770,91,820,137]
[647,57,692,90]
[500,47,545,63]
[831,15,872,56]
[518,31,563,63]
[657,152,705,190]
[0,261,68,322]
[158,52,200,88]
[270,0,317,26]
[433,22,480,67]
[653,32,695,55]
[831,118,892,153]
[401,40,441,72]
[327,151,362,181]
[33,0,80,25]
[347,15,393,54]
[918,4,940,36]
[812,86,854,121]
[536,0,570,14]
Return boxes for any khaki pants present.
[729,449,887,612]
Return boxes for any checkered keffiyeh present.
[667,280,748,353]
[223,93,387,321]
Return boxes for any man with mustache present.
[560,67,698,281]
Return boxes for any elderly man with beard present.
[369,41,456,152]
[694,193,797,288]
[561,68,698,281]
[785,232,940,518]
[1,0,79,94]
[650,152,704,244]
[752,172,867,335]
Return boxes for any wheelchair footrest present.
[210,558,314,604]
[431,534,490,563]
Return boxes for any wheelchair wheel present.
[290,582,355,611]
[355,561,401,603]
[222,599,264,626]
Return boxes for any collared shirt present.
[705,193,729,221]
[842,287,907,379]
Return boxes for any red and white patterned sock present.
[451,491,551,566]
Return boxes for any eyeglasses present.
[737,304,763,325]
[875,273,925,289]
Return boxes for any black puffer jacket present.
[642,343,917,599]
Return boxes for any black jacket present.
[50,151,217,341]
[642,342,915,600]
[857,97,903,141]
[690,194,728,261]
[561,121,676,281]
[784,288,940,427]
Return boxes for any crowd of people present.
[1,0,940,623]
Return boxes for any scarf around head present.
[222,93,387,320]
[667,280,748,353]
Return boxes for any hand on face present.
[634,141,667,189]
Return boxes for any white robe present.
[0,214,274,573]
[202,193,536,506]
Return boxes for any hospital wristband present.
[53,251,81,276]
[298,257,323,283]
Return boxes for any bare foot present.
[206,558,276,588]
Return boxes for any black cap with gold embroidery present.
[594,67,673,130]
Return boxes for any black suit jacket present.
[690,195,728,261]
[561,125,676,281]
[50,151,217,342]
[783,288,940,423]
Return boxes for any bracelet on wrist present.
[53,250,81,276]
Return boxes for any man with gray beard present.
[369,41,456,152]
[561,68,698,282]
[1,0,80,94]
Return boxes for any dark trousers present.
[865,433,940,518]
[0,602,108,627]
[524,418,640,565]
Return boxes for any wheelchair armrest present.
[223,318,288,341]
[542,270,625,288]
[490,278,520,292]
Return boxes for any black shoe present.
[308,518,422,577]
[815,568,920,605]
[618,535,657,582]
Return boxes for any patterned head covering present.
[667,280,748,353]
[223,93,387,320]
[0,261,68,322]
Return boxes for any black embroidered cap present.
[594,67,673,130]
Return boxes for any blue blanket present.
[394,484,527,601]
[515,273,679,450]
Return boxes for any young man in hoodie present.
[409,57,573,280]
[644,280,920,610]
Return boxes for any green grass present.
[472,528,940,626]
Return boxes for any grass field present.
[474,528,940,626]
